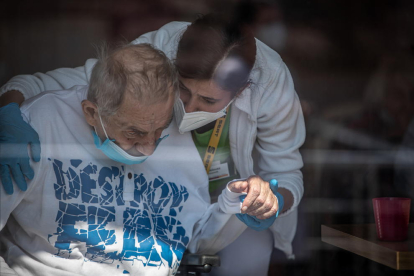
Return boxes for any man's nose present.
[135,134,158,156]
[136,143,156,156]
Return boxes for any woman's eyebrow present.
[179,79,221,101]
[200,95,220,101]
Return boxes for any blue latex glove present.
[0,103,41,194]
[236,179,284,231]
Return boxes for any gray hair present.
[88,43,178,118]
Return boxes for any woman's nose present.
[184,97,197,113]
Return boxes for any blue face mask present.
[92,113,168,165]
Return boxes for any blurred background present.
[1,0,414,275]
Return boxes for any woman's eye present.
[203,98,216,105]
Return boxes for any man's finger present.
[255,205,279,220]
[244,188,271,214]
[243,176,275,213]
[246,189,276,216]
[10,164,27,192]
[229,180,248,193]
[246,192,276,217]
[0,165,14,195]
[241,180,261,213]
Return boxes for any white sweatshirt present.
[0,86,246,276]
[1,21,305,257]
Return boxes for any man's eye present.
[125,131,145,138]
[125,132,136,137]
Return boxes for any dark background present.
[1,1,414,275]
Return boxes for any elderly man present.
[0,43,250,276]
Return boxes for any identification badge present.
[208,161,230,181]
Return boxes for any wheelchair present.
[177,252,220,276]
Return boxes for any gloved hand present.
[0,103,41,194]
[236,179,284,231]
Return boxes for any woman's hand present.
[0,102,41,194]
[228,175,279,220]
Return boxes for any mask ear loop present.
[97,111,110,140]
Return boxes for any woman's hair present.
[88,43,178,118]
[175,12,256,95]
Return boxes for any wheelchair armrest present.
[178,253,220,274]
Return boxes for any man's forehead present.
[115,111,171,127]
[112,97,174,129]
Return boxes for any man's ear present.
[82,100,98,127]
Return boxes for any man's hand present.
[228,175,278,220]
[0,103,41,194]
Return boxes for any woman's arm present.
[254,60,306,215]
[0,20,189,195]
[0,103,40,194]
[0,60,96,101]
[0,21,190,102]
[0,58,97,194]
[0,22,189,194]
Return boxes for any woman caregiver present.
[0,13,305,276]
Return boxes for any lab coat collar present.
[233,86,254,117]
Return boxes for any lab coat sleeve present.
[129,21,189,60]
[187,185,248,255]
[254,61,305,215]
[0,21,189,101]
[0,59,95,100]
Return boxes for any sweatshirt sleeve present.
[186,184,248,255]
[0,59,96,100]
[0,258,19,276]
[0,187,26,230]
